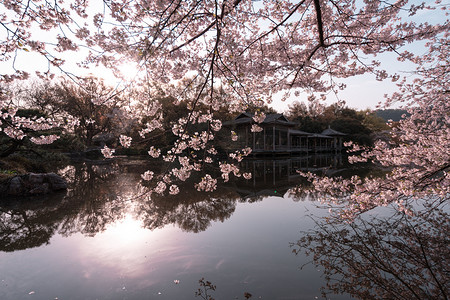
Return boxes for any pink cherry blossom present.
[231,131,238,141]
[119,135,132,148]
[101,146,115,159]
[154,181,167,194]
[195,174,217,192]
[30,135,60,145]
[141,170,154,181]
[0,0,447,211]
[169,185,180,195]
[148,146,161,158]
[251,124,263,133]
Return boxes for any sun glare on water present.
[75,212,181,278]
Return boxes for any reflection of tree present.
[0,161,128,251]
[0,160,243,251]
[136,155,349,232]
[57,162,127,237]
[137,185,238,233]
[293,205,449,299]
[0,157,354,252]
[0,200,59,252]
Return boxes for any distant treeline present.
[375,109,409,122]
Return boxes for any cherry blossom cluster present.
[101,146,115,159]
[1,93,61,144]
[195,174,217,192]
[119,135,132,148]
[230,130,238,141]
[251,124,263,133]
[141,170,154,181]
[219,163,241,182]
[2,0,445,106]
[1,0,448,205]
[139,119,163,138]
[252,111,266,124]
[30,135,60,145]
[228,147,252,162]
[300,40,450,220]
[148,146,161,158]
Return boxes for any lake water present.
[0,157,447,300]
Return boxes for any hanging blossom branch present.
[296,38,450,220]
[0,87,61,152]
[1,0,448,199]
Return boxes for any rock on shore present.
[1,173,67,196]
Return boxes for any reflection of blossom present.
[294,206,448,300]
[101,146,115,158]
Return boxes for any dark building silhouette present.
[224,113,345,155]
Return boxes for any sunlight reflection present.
[106,214,148,245]
[76,213,172,278]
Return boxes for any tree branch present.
[313,0,325,47]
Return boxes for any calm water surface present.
[2,157,445,299]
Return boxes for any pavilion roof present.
[224,113,297,126]
[321,128,346,136]
[309,133,333,139]
[289,129,311,136]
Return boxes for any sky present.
[269,46,419,113]
[1,0,448,113]
[271,73,400,113]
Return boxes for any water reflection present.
[235,155,345,196]
[0,155,349,252]
[2,156,444,299]
[0,199,59,252]
[0,162,127,252]
[138,192,238,233]
[293,204,449,299]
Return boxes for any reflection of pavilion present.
[224,113,346,155]
[228,155,345,198]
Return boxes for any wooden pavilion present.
[223,113,346,155]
